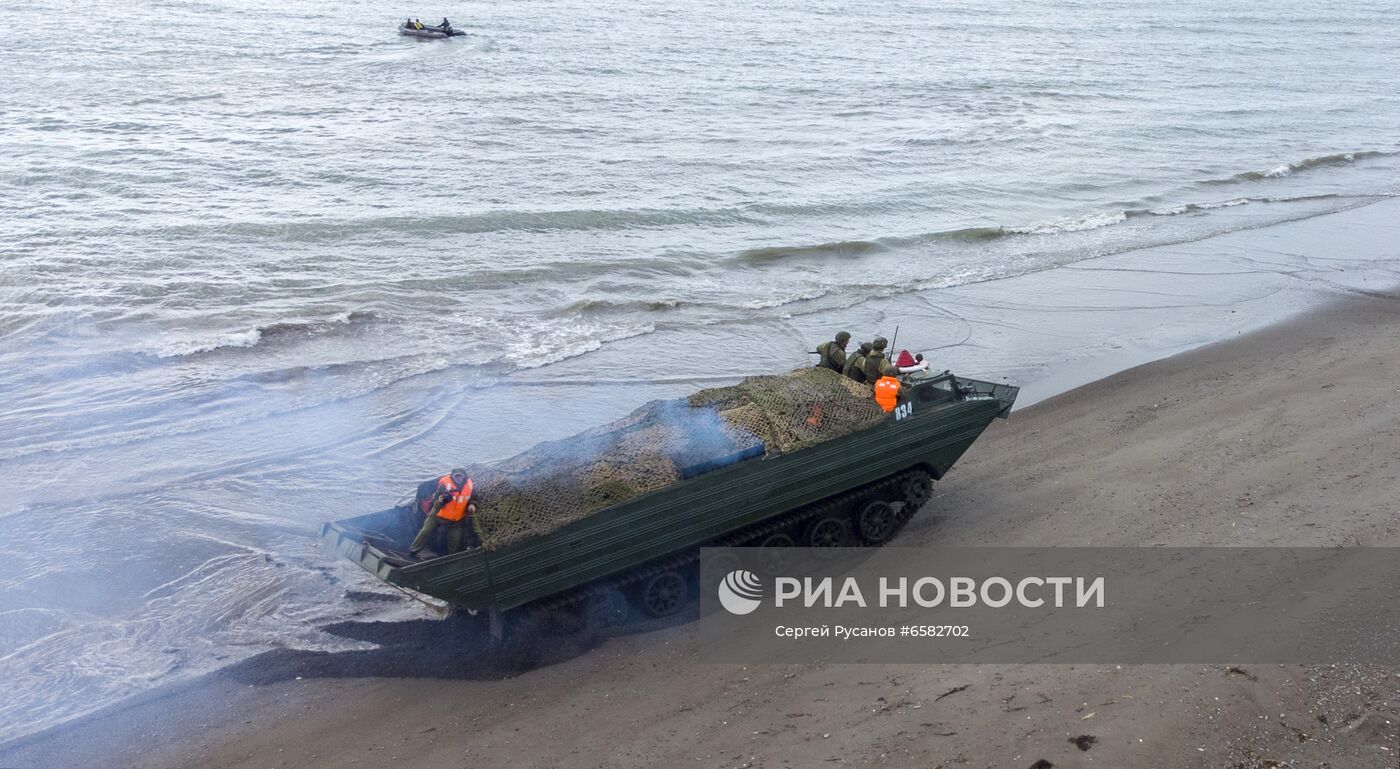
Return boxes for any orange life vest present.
[435,474,475,522]
[874,376,900,413]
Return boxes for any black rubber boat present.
[398,22,467,39]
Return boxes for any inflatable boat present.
[399,22,466,39]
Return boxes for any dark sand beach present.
[7,291,1398,769]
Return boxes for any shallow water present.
[2,0,1400,744]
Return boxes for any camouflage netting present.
[470,367,883,549]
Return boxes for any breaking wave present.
[139,206,770,243]
[138,311,377,359]
[737,239,887,264]
[730,186,1385,268]
[552,298,688,315]
[1136,198,1251,216]
[1006,209,1128,235]
[1209,150,1393,184]
[733,227,1008,265]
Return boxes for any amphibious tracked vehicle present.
[323,368,1017,646]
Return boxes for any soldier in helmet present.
[815,331,851,373]
[843,341,873,383]
[862,336,901,382]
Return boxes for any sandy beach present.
[5,289,1397,769]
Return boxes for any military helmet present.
[858,342,873,354]
[835,331,851,343]
[871,336,888,351]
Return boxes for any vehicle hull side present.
[398,396,1002,610]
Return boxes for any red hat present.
[896,350,916,367]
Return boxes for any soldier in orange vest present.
[874,375,901,412]
[409,467,477,558]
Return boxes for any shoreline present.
[482,196,1400,459]
[6,286,1399,769]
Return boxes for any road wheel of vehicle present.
[900,472,934,510]
[805,515,848,548]
[639,570,688,618]
[704,551,743,597]
[856,500,898,544]
[757,532,795,572]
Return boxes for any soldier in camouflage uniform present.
[815,331,851,372]
[863,336,901,382]
[843,341,874,383]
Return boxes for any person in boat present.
[843,341,874,383]
[412,18,425,30]
[815,331,850,373]
[874,373,901,412]
[409,467,478,558]
[862,337,902,382]
[440,17,453,33]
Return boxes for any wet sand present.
[6,288,1400,769]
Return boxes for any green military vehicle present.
[323,367,1017,649]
